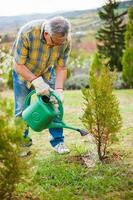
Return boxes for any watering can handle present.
[49,89,64,119]
[23,90,64,120]
[23,90,36,110]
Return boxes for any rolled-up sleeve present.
[12,34,29,65]
[57,41,71,68]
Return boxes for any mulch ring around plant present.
[66,154,97,168]
[66,150,123,167]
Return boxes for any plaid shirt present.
[11,19,71,83]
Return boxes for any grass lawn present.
[2,90,133,200]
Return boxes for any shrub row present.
[65,74,89,90]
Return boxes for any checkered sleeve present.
[57,40,71,68]
[12,33,29,65]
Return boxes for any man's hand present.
[50,89,64,110]
[55,89,64,102]
[32,76,50,96]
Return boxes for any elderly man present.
[11,16,71,154]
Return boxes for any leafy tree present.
[122,7,133,88]
[82,55,122,161]
[96,0,126,71]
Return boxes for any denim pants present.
[12,69,64,147]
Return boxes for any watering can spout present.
[48,121,89,136]
[48,121,66,129]
[76,129,89,136]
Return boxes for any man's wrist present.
[30,76,38,83]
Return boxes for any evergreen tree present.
[82,54,122,161]
[90,52,103,75]
[96,0,126,71]
[122,7,133,88]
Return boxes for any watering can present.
[22,90,88,136]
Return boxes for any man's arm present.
[13,60,37,82]
[53,65,67,102]
[55,39,71,89]
[13,60,50,96]
[55,65,67,89]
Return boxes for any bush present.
[0,78,6,91]
[0,97,27,200]
[113,72,127,89]
[7,69,13,89]
[65,74,89,90]
[0,45,13,90]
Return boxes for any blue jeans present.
[12,69,64,147]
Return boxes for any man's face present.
[44,32,67,47]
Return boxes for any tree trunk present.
[97,139,102,161]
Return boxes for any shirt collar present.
[40,22,47,43]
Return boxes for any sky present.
[0,0,126,16]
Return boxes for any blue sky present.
[0,0,126,16]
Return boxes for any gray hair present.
[45,16,71,36]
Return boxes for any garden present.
[0,1,133,200]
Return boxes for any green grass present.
[17,154,133,200]
[2,89,133,199]
[30,156,131,200]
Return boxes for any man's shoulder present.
[19,19,47,35]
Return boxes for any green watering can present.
[22,90,88,136]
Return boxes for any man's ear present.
[44,31,48,37]
[44,31,49,41]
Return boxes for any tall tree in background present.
[96,0,126,71]
[122,7,133,88]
